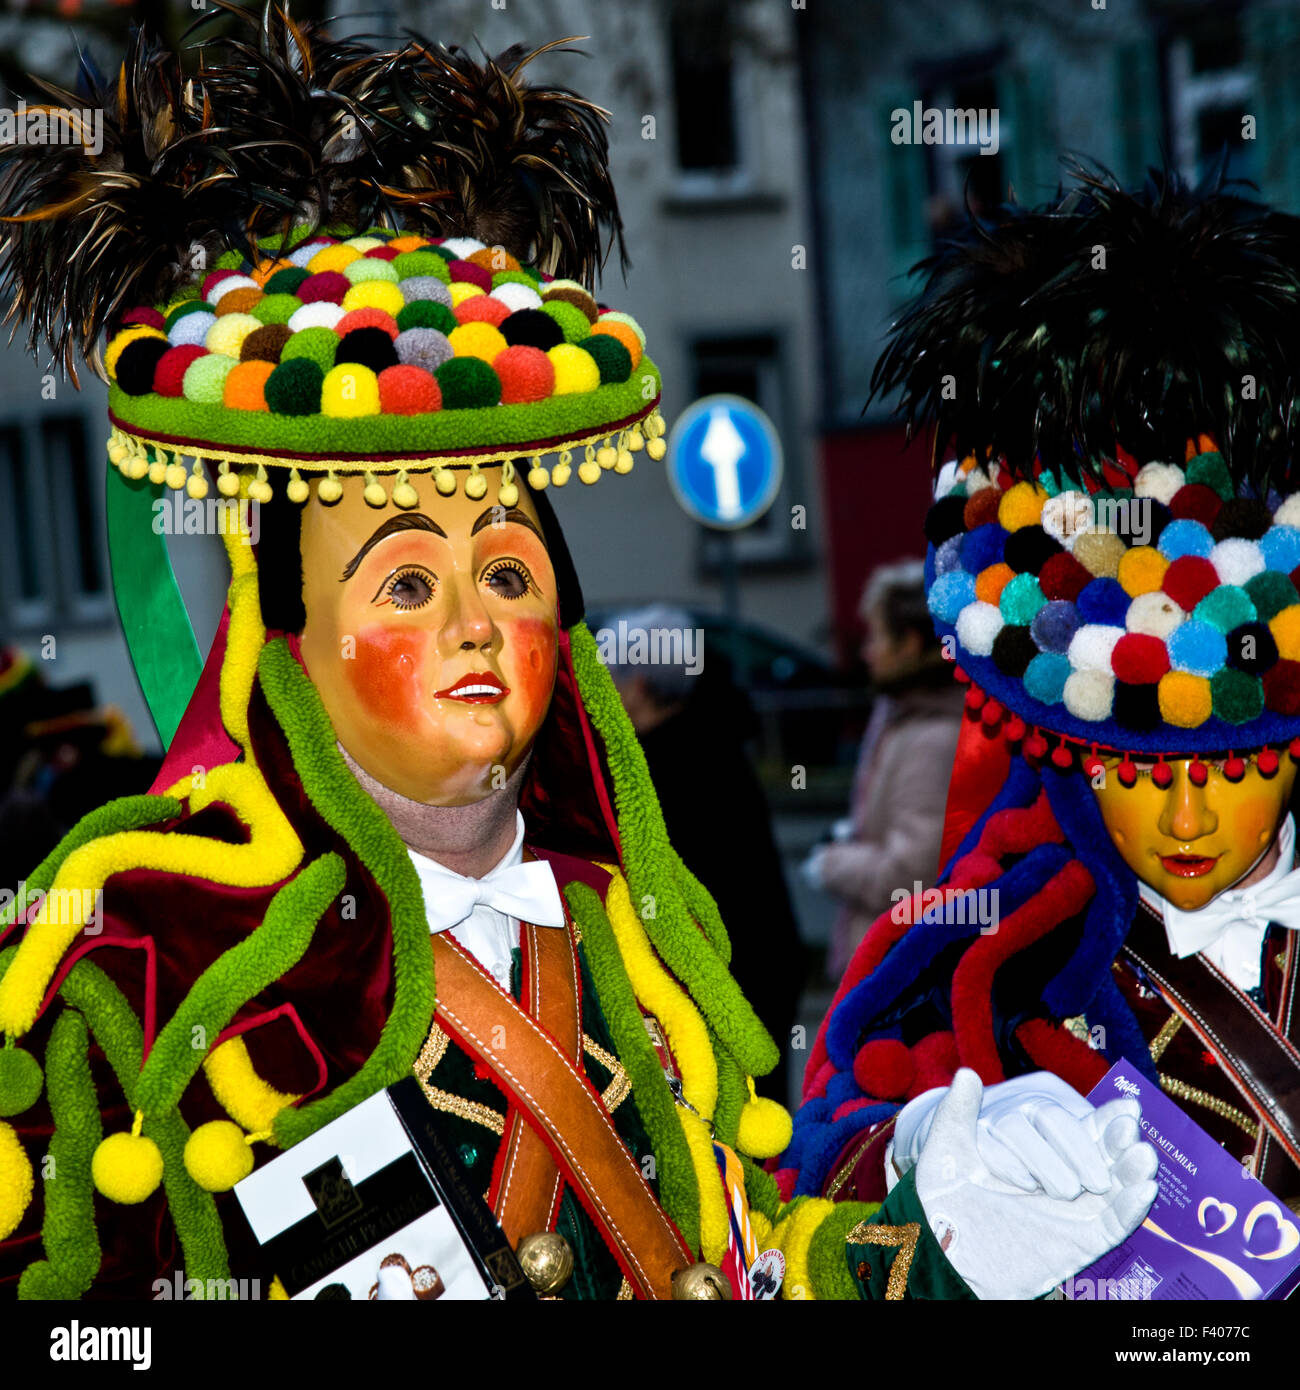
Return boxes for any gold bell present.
[671,1263,733,1300]
[516,1231,575,1296]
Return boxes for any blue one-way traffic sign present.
[665,394,783,530]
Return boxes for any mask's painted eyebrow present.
[341,513,447,580]
[469,506,545,544]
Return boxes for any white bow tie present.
[413,854,566,936]
[1150,817,1300,960]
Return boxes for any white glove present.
[892,1069,1127,1199]
[913,1069,1158,1300]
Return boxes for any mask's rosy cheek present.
[507,616,558,723]
[347,624,431,732]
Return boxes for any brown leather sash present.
[430,930,692,1299]
[489,920,581,1244]
[1121,906,1300,1171]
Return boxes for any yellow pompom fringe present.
[0,760,303,1037]
[202,1036,299,1136]
[105,405,667,510]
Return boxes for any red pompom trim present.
[377,364,441,415]
[1263,659,1300,715]
[153,344,207,396]
[494,344,555,404]
[297,271,350,305]
[1111,632,1171,684]
[447,259,493,293]
[1162,555,1220,611]
[1167,483,1223,527]
[1038,552,1092,602]
[454,295,511,328]
[336,308,399,340]
[852,1038,914,1100]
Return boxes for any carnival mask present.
[1091,753,1297,911]
[299,471,559,805]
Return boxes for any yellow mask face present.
[1091,755,1297,911]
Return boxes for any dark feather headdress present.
[0,1,625,382]
[870,161,1300,492]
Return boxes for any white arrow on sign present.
[698,406,746,522]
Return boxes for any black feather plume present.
[870,160,1300,492]
[0,3,625,382]
[373,35,626,288]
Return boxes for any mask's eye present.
[374,566,436,610]
[483,558,534,600]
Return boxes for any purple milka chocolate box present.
[1063,1059,1300,1301]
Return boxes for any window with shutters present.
[0,412,110,633]
[1166,12,1256,186]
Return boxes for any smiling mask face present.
[298,472,559,805]
[1091,755,1298,911]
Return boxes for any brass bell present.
[671,1263,733,1300]
[516,1231,575,1295]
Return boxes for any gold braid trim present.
[583,1033,631,1113]
[1149,1013,1182,1064]
[845,1221,921,1301]
[415,1078,506,1137]
[1159,1074,1259,1140]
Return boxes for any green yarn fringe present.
[566,881,701,1255]
[808,1200,881,1301]
[0,795,181,936]
[135,852,343,1117]
[738,1154,781,1225]
[258,639,436,1148]
[569,621,775,1077]
[712,1045,747,1148]
[18,1008,102,1299]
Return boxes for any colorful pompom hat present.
[3,3,666,519]
[0,3,668,744]
[873,162,1300,768]
[104,225,665,511]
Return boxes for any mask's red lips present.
[1159,853,1220,878]
[434,673,509,704]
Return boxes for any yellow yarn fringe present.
[770,1197,835,1301]
[680,1108,730,1267]
[0,762,302,1037]
[602,869,718,1120]
[0,1120,34,1241]
[217,524,263,755]
[202,1036,300,1137]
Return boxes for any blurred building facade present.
[4,0,1300,748]
[800,0,1300,659]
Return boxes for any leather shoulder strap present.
[1121,908,1300,1169]
[431,932,692,1299]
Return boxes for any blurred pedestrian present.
[605,604,805,1100]
[803,561,963,982]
